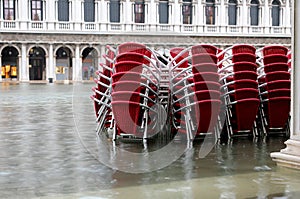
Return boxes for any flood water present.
[1,83,300,199]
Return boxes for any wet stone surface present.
[0,83,300,199]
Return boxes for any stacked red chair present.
[170,44,221,143]
[218,44,260,138]
[257,45,290,136]
[91,46,115,133]
[110,42,161,140]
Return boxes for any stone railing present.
[0,20,292,37]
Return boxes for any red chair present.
[116,52,150,65]
[170,47,189,68]
[192,53,218,65]
[265,97,290,129]
[192,63,218,73]
[114,61,144,73]
[265,80,291,91]
[112,71,142,83]
[265,71,290,82]
[191,44,218,55]
[232,53,256,63]
[232,44,256,55]
[223,71,258,82]
[194,81,221,91]
[118,42,151,58]
[232,62,257,73]
[263,45,288,56]
[226,79,258,91]
[195,90,221,101]
[263,54,288,65]
[230,98,260,133]
[192,99,222,135]
[193,72,219,83]
[261,88,290,99]
[111,101,142,135]
[264,63,289,73]
[229,88,259,101]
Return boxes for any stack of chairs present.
[90,46,116,136]
[110,42,161,140]
[169,44,222,143]
[257,45,290,136]
[218,44,260,139]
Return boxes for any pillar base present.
[271,138,300,170]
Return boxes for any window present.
[134,0,145,23]
[228,0,237,25]
[110,0,120,22]
[272,0,280,26]
[159,0,168,24]
[250,0,259,26]
[58,0,69,21]
[31,0,43,21]
[182,0,192,24]
[84,0,95,22]
[205,0,215,25]
[3,0,15,20]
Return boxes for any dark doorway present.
[29,47,46,80]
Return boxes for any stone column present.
[21,44,29,82]
[19,0,28,30]
[48,44,54,82]
[241,0,247,33]
[18,55,22,81]
[73,45,82,81]
[173,0,181,32]
[219,0,226,32]
[270,1,300,170]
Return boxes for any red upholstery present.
[232,44,256,55]
[266,89,291,99]
[112,80,142,93]
[232,62,257,73]
[195,90,221,101]
[192,99,221,135]
[191,44,218,55]
[263,54,288,65]
[112,91,141,103]
[265,80,291,91]
[114,61,143,73]
[231,88,259,100]
[228,79,258,90]
[233,98,260,132]
[191,53,218,65]
[111,101,142,135]
[194,81,221,91]
[118,42,151,58]
[116,52,150,65]
[232,53,256,63]
[263,45,288,56]
[267,97,290,129]
[112,71,142,83]
[264,71,290,82]
[192,63,218,73]
[193,72,219,83]
[264,63,289,73]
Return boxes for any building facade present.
[0,0,292,82]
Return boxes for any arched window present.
[58,0,69,21]
[206,0,215,25]
[3,0,16,20]
[250,0,259,26]
[31,0,43,21]
[272,0,280,26]
[159,0,168,24]
[228,0,237,25]
[182,0,192,24]
[134,0,145,23]
[84,0,95,22]
[110,0,120,22]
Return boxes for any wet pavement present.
[1,83,300,199]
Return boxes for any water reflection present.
[1,83,300,198]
